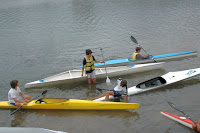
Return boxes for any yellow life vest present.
[85,56,95,72]
[132,52,138,60]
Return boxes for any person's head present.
[10,80,18,89]
[135,47,141,52]
[120,80,127,87]
[86,49,92,57]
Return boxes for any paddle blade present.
[130,36,138,44]
[106,76,111,83]
[42,90,48,96]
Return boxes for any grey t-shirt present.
[136,54,149,59]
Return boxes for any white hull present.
[94,68,200,101]
[24,62,164,88]
[0,127,66,133]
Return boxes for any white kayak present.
[24,62,164,88]
[0,127,66,133]
[161,111,195,129]
[94,67,200,101]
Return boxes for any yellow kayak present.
[0,98,139,110]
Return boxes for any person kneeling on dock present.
[8,80,31,108]
[192,116,200,133]
[94,79,128,102]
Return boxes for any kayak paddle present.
[130,36,157,62]
[100,48,111,83]
[10,90,48,115]
[125,85,128,103]
[96,88,107,91]
[168,102,197,124]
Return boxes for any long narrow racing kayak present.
[0,127,66,133]
[24,62,164,88]
[94,67,200,101]
[161,111,195,129]
[0,98,139,110]
[74,51,197,68]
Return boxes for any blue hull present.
[75,51,197,68]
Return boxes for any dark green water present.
[0,0,200,132]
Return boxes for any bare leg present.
[15,102,21,108]
[93,78,96,84]
[93,93,107,100]
[88,78,91,84]
[105,91,114,101]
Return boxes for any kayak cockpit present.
[136,77,166,89]
[35,98,69,104]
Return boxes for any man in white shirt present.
[8,80,31,107]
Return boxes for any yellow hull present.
[0,98,139,110]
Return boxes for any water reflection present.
[25,109,139,121]
[10,110,27,127]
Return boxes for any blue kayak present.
[74,51,197,68]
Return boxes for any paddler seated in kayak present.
[81,49,105,84]
[93,79,128,102]
[8,80,31,108]
[131,46,152,60]
[192,116,200,133]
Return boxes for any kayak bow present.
[161,111,195,129]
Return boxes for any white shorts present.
[87,70,96,79]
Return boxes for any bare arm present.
[19,92,26,100]
[95,60,105,63]
[81,65,85,76]
[125,96,128,103]
[192,116,200,132]
[197,117,200,132]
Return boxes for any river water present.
[0,0,200,132]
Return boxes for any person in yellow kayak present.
[8,80,31,108]
[192,116,200,133]
[132,46,152,60]
[81,49,105,84]
[93,79,128,102]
